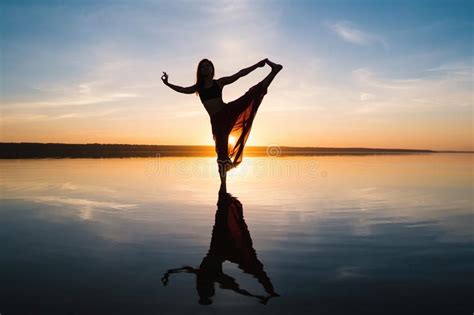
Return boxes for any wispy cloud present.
[3,95,137,109]
[352,68,421,90]
[326,20,388,48]
[1,108,123,122]
[4,78,139,109]
[425,60,474,81]
[351,64,473,113]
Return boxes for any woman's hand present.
[161,71,169,85]
[257,58,267,68]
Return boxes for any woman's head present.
[196,59,214,95]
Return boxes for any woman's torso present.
[200,79,226,116]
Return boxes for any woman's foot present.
[223,157,234,172]
[266,59,283,73]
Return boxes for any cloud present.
[425,60,473,82]
[352,68,421,90]
[1,108,123,122]
[351,64,473,113]
[4,80,138,109]
[360,92,375,101]
[326,20,388,48]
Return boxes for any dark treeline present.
[0,142,438,158]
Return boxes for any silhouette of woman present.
[161,191,279,305]
[162,59,283,193]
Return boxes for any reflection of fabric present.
[204,193,276,295]
[161,192,277,305]
[210,81,268,168]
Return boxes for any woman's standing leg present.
[215,132,231,193]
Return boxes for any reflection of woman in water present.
[161,192,279,305]
[162,58,282,193]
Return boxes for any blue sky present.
[1,0,472,150]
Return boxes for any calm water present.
[0,154,473,314]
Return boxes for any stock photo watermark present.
[143,145,327,179]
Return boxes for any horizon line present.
[1,141,472,153]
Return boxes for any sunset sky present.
[1,0,472,151]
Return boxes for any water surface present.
[0,154,472,314]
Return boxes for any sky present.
[1,0,472,150]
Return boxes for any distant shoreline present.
[1,142,469,159]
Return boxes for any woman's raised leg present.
[261,59,283,91]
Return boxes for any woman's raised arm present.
[218,59,267,87]
[161,71,196,94]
